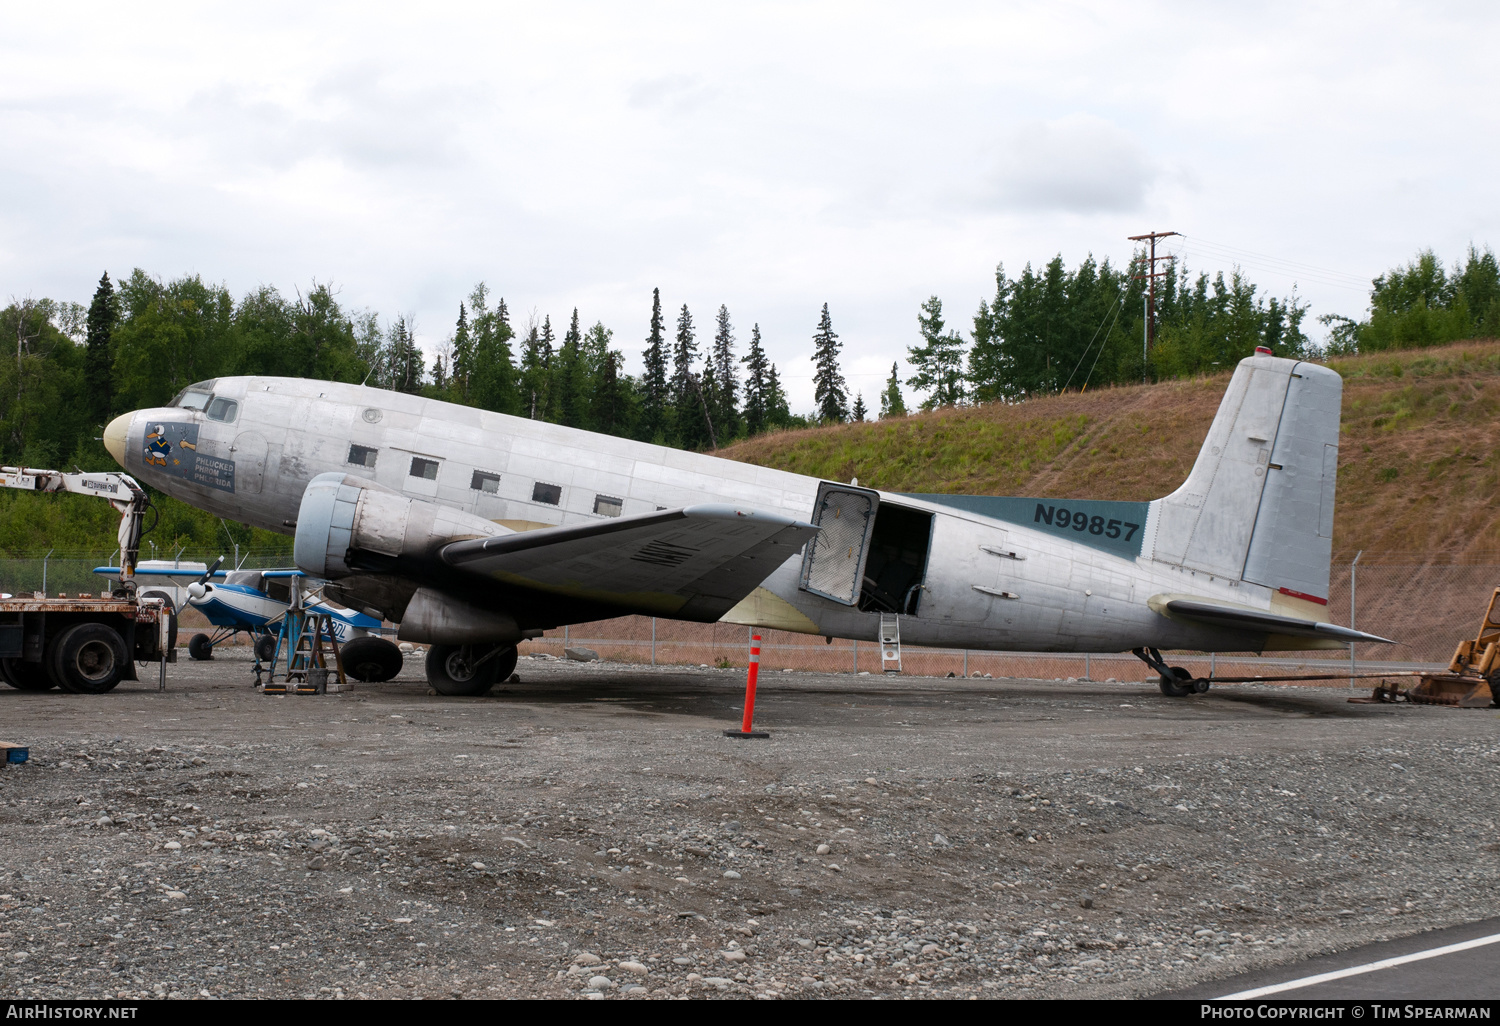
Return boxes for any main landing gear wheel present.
[254,634,277,663]
[425,643,514,697]
[0,657,55,691]
[341,636,403,683]
[49,622,128,694]
[188,633,214,661]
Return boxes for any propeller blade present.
[199,555,225,585]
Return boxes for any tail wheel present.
[254,634,277,663]
[49,623,128,694]
[1158,666,1195,698]
[425,643,504,696]
[187,633,214,661]
[1,658,56,691]
[341,636,404,682]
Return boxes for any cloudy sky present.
[3,2,1496,411]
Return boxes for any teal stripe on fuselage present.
[901,494,1150,560]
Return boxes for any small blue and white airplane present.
[94,560,404,681]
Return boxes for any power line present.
[1169,236,1372,293]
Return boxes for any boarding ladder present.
[879,613,902,673]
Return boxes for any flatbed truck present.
[0,467,174,693]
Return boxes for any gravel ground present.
[1,651,1497,1000]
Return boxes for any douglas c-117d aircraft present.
[102,347,1391,696]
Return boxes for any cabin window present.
[593,495,623,518]
[470,471,501,493]
[347,444,378,468]
[410,457,440,481]
[532,482,562,505]
[204,397,238,423]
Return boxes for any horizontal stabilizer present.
[441,503,818,621]
[1155,596,1395,645]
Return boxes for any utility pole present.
[1128,230,1179,383]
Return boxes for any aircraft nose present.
[103,413,133,467]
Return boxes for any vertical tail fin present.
[1146,354,1341,605]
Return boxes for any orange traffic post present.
[724,634,770,739]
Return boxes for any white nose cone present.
[103,413,132,467]
[187,582,207,601]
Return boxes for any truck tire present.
[49,622,128,694]
[425,643,502,696]
[140,590,179,653]
[188,633,214,661]
[341,636,403,682]
[0,658,55,691]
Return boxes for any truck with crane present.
[0,467,174,693]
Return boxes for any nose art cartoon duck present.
[143,424,173,467]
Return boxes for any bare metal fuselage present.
[104,373,1338,654]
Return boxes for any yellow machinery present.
[1374,588,1500,707]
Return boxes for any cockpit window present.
[173,389,212,411]
[205,397,238,423]
[224,571,264,589]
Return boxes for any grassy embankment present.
[4,341,1497,563]
[721,340,1500,563]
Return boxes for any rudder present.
[1146,354,1341,605]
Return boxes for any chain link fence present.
[0,556,1491,679]
[521,563,1499,681]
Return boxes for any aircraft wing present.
[1154,596,1395,644]
[92,566,227,578]
[440,503,818,620]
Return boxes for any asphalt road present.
[1169,916,1500,1000]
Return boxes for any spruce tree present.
[698,355,720,449]
[672,303,707,448]
[470,294,519,415]
[84,271,117,421]
[765,362,791,427]
[740,323,770,436]
[537,315,557,419]
[555,308,586,428]
[640,288,669,442]
[519,324,545,418]
[907,295,967,409]
[851,392,866,422]
[387,316,424,394]
[586,323,629,436]
[710,304,740,440]
[450,302,472,400]
[880,361,907,418]
[810,302,847,422]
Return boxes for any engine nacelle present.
[396,587,524,646]
[294,472,508,578]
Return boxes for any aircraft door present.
[798,482,880,606]
[232,432,268,494]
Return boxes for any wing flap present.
[441,503,817,620]
[1154,595,1395,644]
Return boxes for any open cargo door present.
[798,482,879,605]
